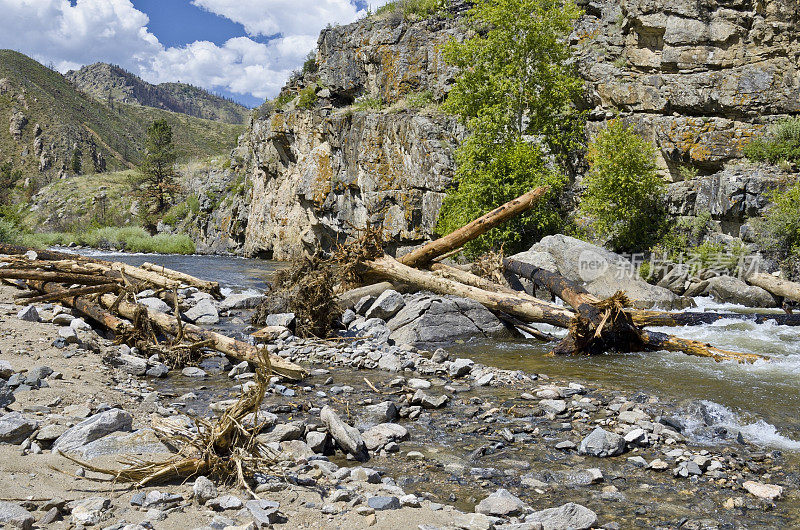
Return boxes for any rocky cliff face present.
[224,0,799,257]
[238,9,465,259]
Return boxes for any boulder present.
[526,502,597,530]
[475,488,527,516]
[743,480,783,501]
[320,405,367,461]
[387,293,509,345]
[138,297,171,314]
[220,293,263,310]
[449,358,474,378]
[265,312,296,328]
[185,298,220,325]
[0,501,34,530]
[362,423,409,451]
[71,429,171,459]
[115,354,148,376]
[16,305,39,322]
[0,381,14,409]
[0,360,13,379]
[193,476,218,505]
[0,412,38,444]
[705,275,778,307]
[365,290,405,321]
[578,427,626,457]
[69,497,110,526]
[363,401,398,425]
[52,409,132,454]
[510,235,692,310]
[246,499,285,526]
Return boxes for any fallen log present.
[0,269,119,286]
[747,272,800,303]
[504,257,769,363]
[399,187,549,267]
[365,255,575,328]
[14,283,119,305]
[141,262,222,299]
[336,281,396,310]
[96,293,306,380]
[27,281,130,334]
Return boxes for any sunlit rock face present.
[227,0,799,257]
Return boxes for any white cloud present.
[0,0,391,102]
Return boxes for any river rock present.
[266,312,296,328]
[362,423,408,451]
[182,367,207,377]
[193,476,218,505]
[0,412,37,444]
[52,313,75,326]
[0,381,14,409]
[70,497,110,526]
[246,499,285,525]
[0,501,34,530]
[138,297,171,313]
[363,401,398,424]
[52,408,132,453]
[510,235,691,310]
[387,293,509,345]
[367,496,400,511]
[0,361,13,379]
[72,429,170,459]
[578,427,626,457]
[525,502,597,530]
[705,275,778,308]
[259,421,304,443]
[185,298,220,324]
[742,480,783,500]
[320,405,368,461]
[16,305,39,322]
[220,292,263,310]
[306,431,328,453]
[475,488,527,516]
[116,354,148,376]
[365,290,405,321]
[449,358,474,377]
[540,399,567,415]
[411,389,449,409]
[58,326,80,344]
[207,495,243,511]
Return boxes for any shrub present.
[436,140,567,256]
[297,86,318,110]
[754,180,800,275]
[405,90,434,109]
[580,120,667,252]
[162,202,191,226]
[0,218,21,244]
[353,95,384,111]
[744,117,800,166]
[375,0,447,19]
[273,92,294,111]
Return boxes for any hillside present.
[0,50,245,197]
[66,62,249,124]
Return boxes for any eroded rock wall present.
[231,0,799,257]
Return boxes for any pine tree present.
[139,120,179,217]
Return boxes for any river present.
[72,249,800,453]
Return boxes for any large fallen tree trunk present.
[631,310,800,327]
[399,187,549,267]
[504,257,769,363]
[28,281,130,334]
[141,262,222,299]
[747,272,800,303]
[0,269,119,286]
[365,255,575,328]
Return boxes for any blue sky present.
[0,0,390,108]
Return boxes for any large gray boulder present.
[365,289,406,321]
[526,502,597,530]
[0,501,34,530]
[185,298,220,325]
[71,429,171,460]
[0,380,14,409]
[578,427,626,457]
[475,488,527,516]
[52,408,133,454]
[704,275,778,307]
[0,413,38,444]
[387,293,509,345]
[510,235,693,310]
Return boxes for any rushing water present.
[67,249,800,452]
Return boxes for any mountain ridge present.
[66,62,249,125]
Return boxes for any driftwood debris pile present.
[342,187,792,364]
[0,242,305,380]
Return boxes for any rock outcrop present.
[228,0,799,257]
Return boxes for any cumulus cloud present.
[0,0,391,102]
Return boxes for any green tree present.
[0,162,22,207]
[436,0,583,256]
[140,120,179,216]
[71,148,82,175]
[579,120,667,252]
[754,182,800,277]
